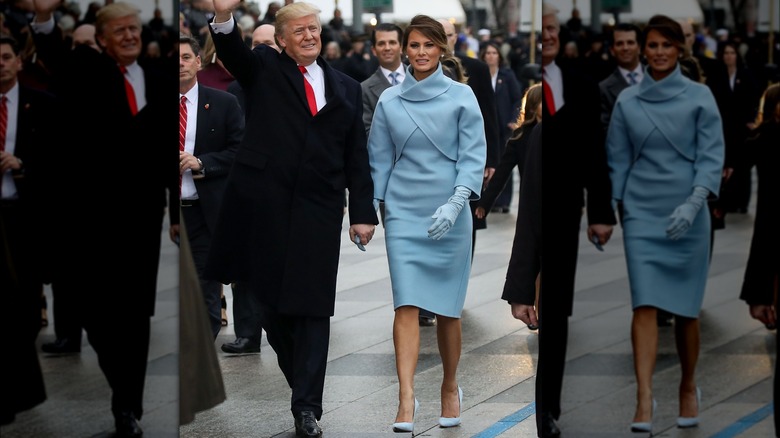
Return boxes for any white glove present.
[666,186,709,240]
[428,186,471,240]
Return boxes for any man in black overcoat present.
[206,1,377,436]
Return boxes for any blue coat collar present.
[399,63,452,102]
[637,63,690,102]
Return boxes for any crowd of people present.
[1,0,777,437]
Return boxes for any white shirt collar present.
[617,64,643,84]
[379,64,404,84]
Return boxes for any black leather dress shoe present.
[294,411,322,437]
[41,338,81,354]
[221,337,261,354]
[540,412,561,437]
[115,411,143,437]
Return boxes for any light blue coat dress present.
[368,63,486,318]
[606,64,724,318]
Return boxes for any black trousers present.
[535,308,568,425]
[0,202,46,422]
[83,307,151,419]
[50,281,83,343]
[182,203,222,338]
[260,305,329,419]
[232,281,263,344]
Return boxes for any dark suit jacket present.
[32,29,178,316]
[191,84,243,232]
[206,24,377,317]
[493,67,524,148]
[5,86,59,214]
[226,80,247,116]
[502,121,541,306]
[599,69,630,133]
[543,60,616,316]
[740,123,780,305]
[456,52,500,168]
[710,65,761,169]
[361,68,391,136]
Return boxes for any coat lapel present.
[318,58,344,115]
[195,87,211,155]
[279,51,311,114]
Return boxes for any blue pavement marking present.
[472,402,536,438]
[710,402,773,438]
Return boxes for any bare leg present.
[393,306,420,423]
[436,314,462,418]
[632,306,658,423]
[675,315,700,418]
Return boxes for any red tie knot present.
[298,65,307,74]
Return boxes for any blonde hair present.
[201,31,218,66]
[95,2,141,36]
[275,2,321,37]
[756,83,780,125]
[510,83,542,141]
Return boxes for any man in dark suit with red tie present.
[0,33,58,426]
[29,1,177,436]
[174,33,243,340]
[537,3,616,437]
[205,1,377,436]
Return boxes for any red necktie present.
[542,77,556,116]
[179,96,187,194]
[0,96,6,191]
[0,95,7,153]
[120,65,138,115]
[298,65,318,116]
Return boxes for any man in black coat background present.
[29,1,178,436]
[538,2,616,436]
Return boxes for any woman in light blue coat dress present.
[367,15,486,433]
[606,16,724,432]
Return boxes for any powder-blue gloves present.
[666,186,709,240]
[428,186,471,240]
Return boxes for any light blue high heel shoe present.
[392,398,418,433]
[630,399,656,433]
[438,386,463,428]
[677,387,701,428]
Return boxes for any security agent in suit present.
[361,22,405,137]
[0,34,56,426]
[221,23,280,355]
[174,34,243,339]
[538,3,616,437]
[599,23,644,133]
[30,1,178,436]
[206,2,377,436]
